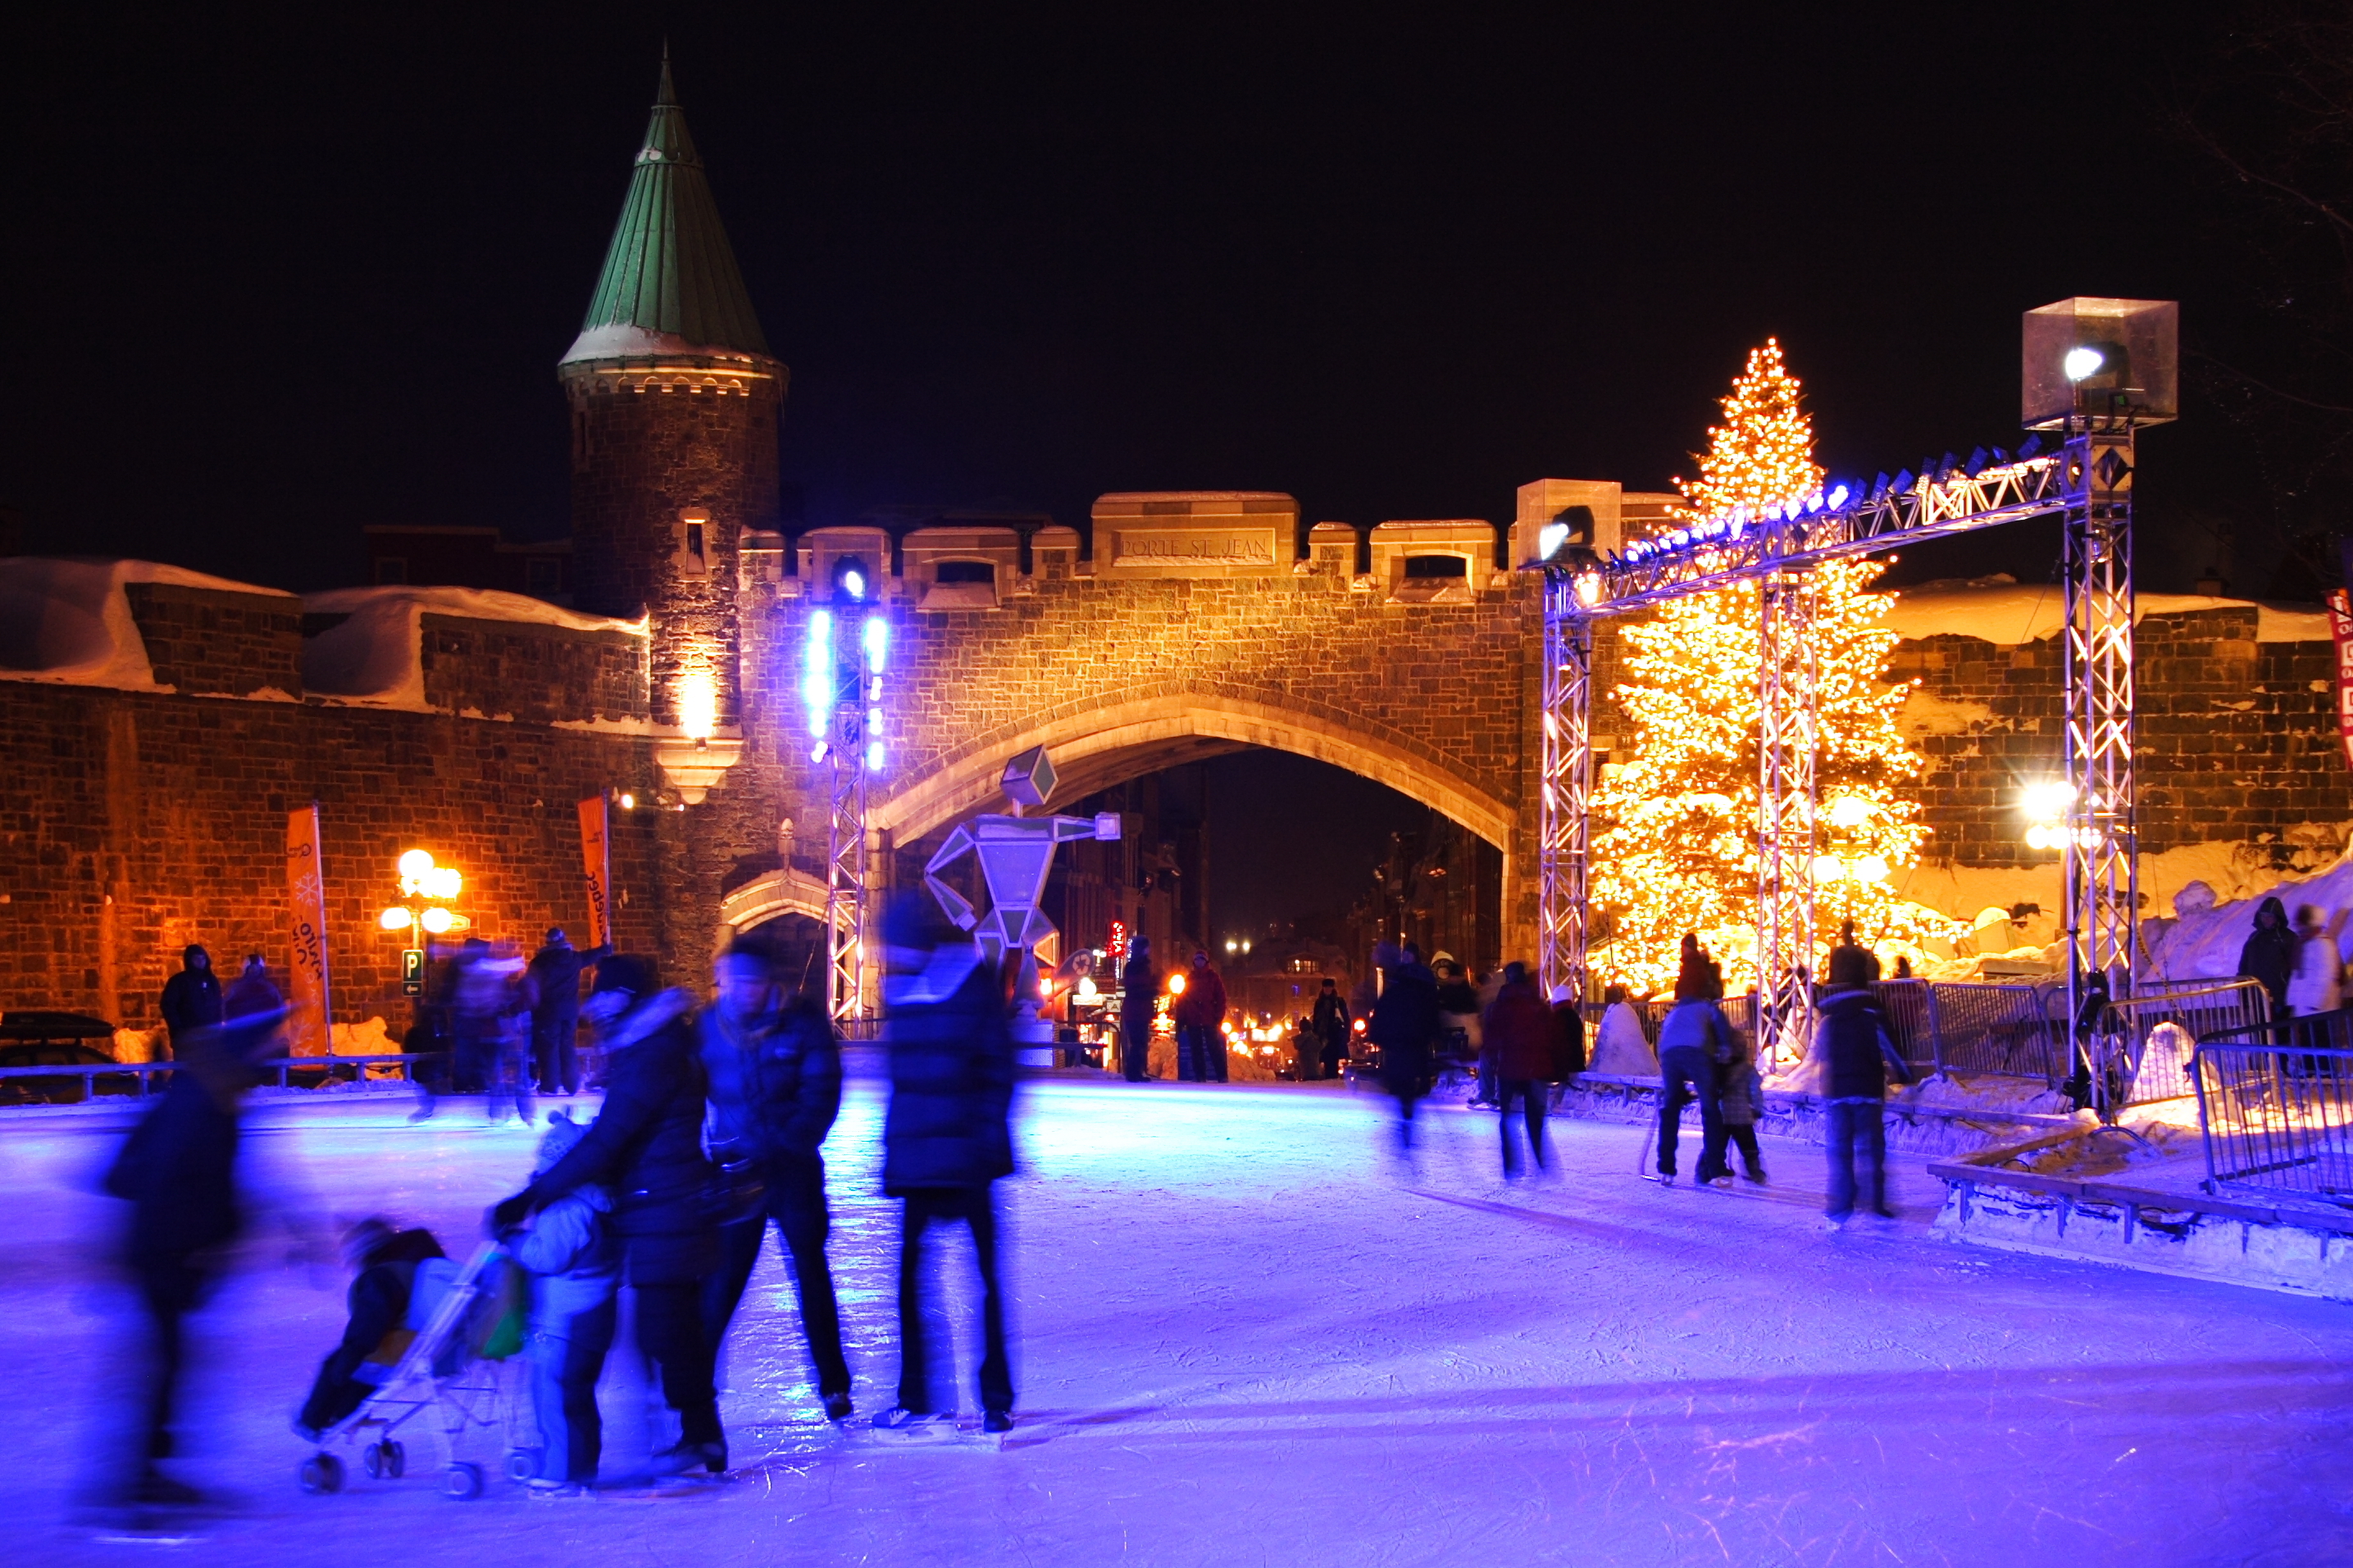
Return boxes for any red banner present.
[579,795,612,948]
[2331,589,2353,773]
[285,803,333,1057]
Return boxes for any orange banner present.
[285,803,333,1057]
[579,795,612,948]
[2331,590,2353,773]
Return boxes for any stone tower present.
[562,53,783,795]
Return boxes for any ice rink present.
[6,1078,2351,1567]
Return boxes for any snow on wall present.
[1882,579,2329,645]
[301,585,647,711]
[0,557,298,690]
[2145,850,2353,984]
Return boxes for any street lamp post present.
[379,849,464,1000]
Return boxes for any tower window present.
[1402,555,1468,579]
[680,511,711,575]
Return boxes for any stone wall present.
[125,583,303,698]
[1888,606,2353,870]
[0,678,685,1030]
[417,614,649,726]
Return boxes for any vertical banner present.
[2331,589,2353,773]
[285,803,333,1058]
[578,795,613,948]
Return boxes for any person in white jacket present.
[507,1112,619,1498]
[2286,905,2349,1017]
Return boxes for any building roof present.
[561,53,772,367]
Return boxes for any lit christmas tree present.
[1591,340,1946,994]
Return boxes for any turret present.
[561,52,782,799]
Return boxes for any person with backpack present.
[1817,943,1914,1228]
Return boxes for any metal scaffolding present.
[2063,429,2140,1039]
[1755,570,1819,1061]
[823,729,869,1026]
[1536,579,1594,1002]
[1537,431,2140,1043]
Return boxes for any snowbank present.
[1884,579,2328,645]
[0,557,297,690]
[302,585,645,710]
[2144,849,2353,984]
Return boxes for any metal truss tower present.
[2062,427,2140,1047]
[1755,571,1819,1063]
[1537,576,1594,1002]
[823,733,869,1027]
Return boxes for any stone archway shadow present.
[870,693,1513,848]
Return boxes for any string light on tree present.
[1591,339,1950,994]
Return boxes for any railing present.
[2193,1012,2353,1202]
[1629,981,2060,1082]
[2100,978,2272,1109]
[0,1052,444,1105]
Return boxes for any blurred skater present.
[492,956,726,1475]
[452,942,532,1126]
[1710,1031,1768,1187]
[1653,939,1734,1187]
[1818,944,1913,1228]
[507,1114,619,1497]
[1120,934,1156,1082]
[872,895,1019,1441]
[1481,961,1553,1178]
[1368,943,1440,1164]
[528,927,610,1096]
[699,931,852,1422]
[99,998,286,1509]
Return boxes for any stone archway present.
[869,693,1513,848]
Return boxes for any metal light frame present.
[1537,432,2140,1070]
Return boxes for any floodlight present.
[2019,779,2075,822]
[2023,298,2178,428]
[1823,795,1873,829]
[1854,855,1891,883]
[862,613,888,675]
[2064,346,2105,382]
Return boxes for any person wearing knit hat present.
[1816,939,1914,1229]
[504,1111,619,1496]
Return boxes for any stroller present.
[296,1241,532,1500]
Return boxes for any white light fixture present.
[2063,345,2106,383]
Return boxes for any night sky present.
[4,2,2273,941]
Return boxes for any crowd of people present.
[106,895,1019,1508]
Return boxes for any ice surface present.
[7,1083,2353,1566]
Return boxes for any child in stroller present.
[293,1220,454,1438]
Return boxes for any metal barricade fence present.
[2193,1011,2353,1201]
[2102,978,2272,1108]
[1916,981,2064,1084]
[0,1052,445,1105]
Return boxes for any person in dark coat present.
[699,932,851,1421]
[2237,895,2299,1025]
[871,894,1018,1440]
[157,945,222,1061]
[1654,938,1736,1186]
[490,954,726,1475]
[1368,942,1441,1159]
[1311,976,1351,1079]
[1118,936,1157,1083]
[1481,961,1554,1177]
[1817,944,1915,1227]
[293,1221,449,1436]
[528,928,611,1096]
[225,954,284,1036]
[102,997,285,1506]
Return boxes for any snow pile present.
[0,557,296,690]
[1586,1003,1656,1075]
[1908,1071,2078,1118]
[2141,848,2353,984]
[302,585,646,710]
[1884,579,2329,646]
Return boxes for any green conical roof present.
[562,54,772,365]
